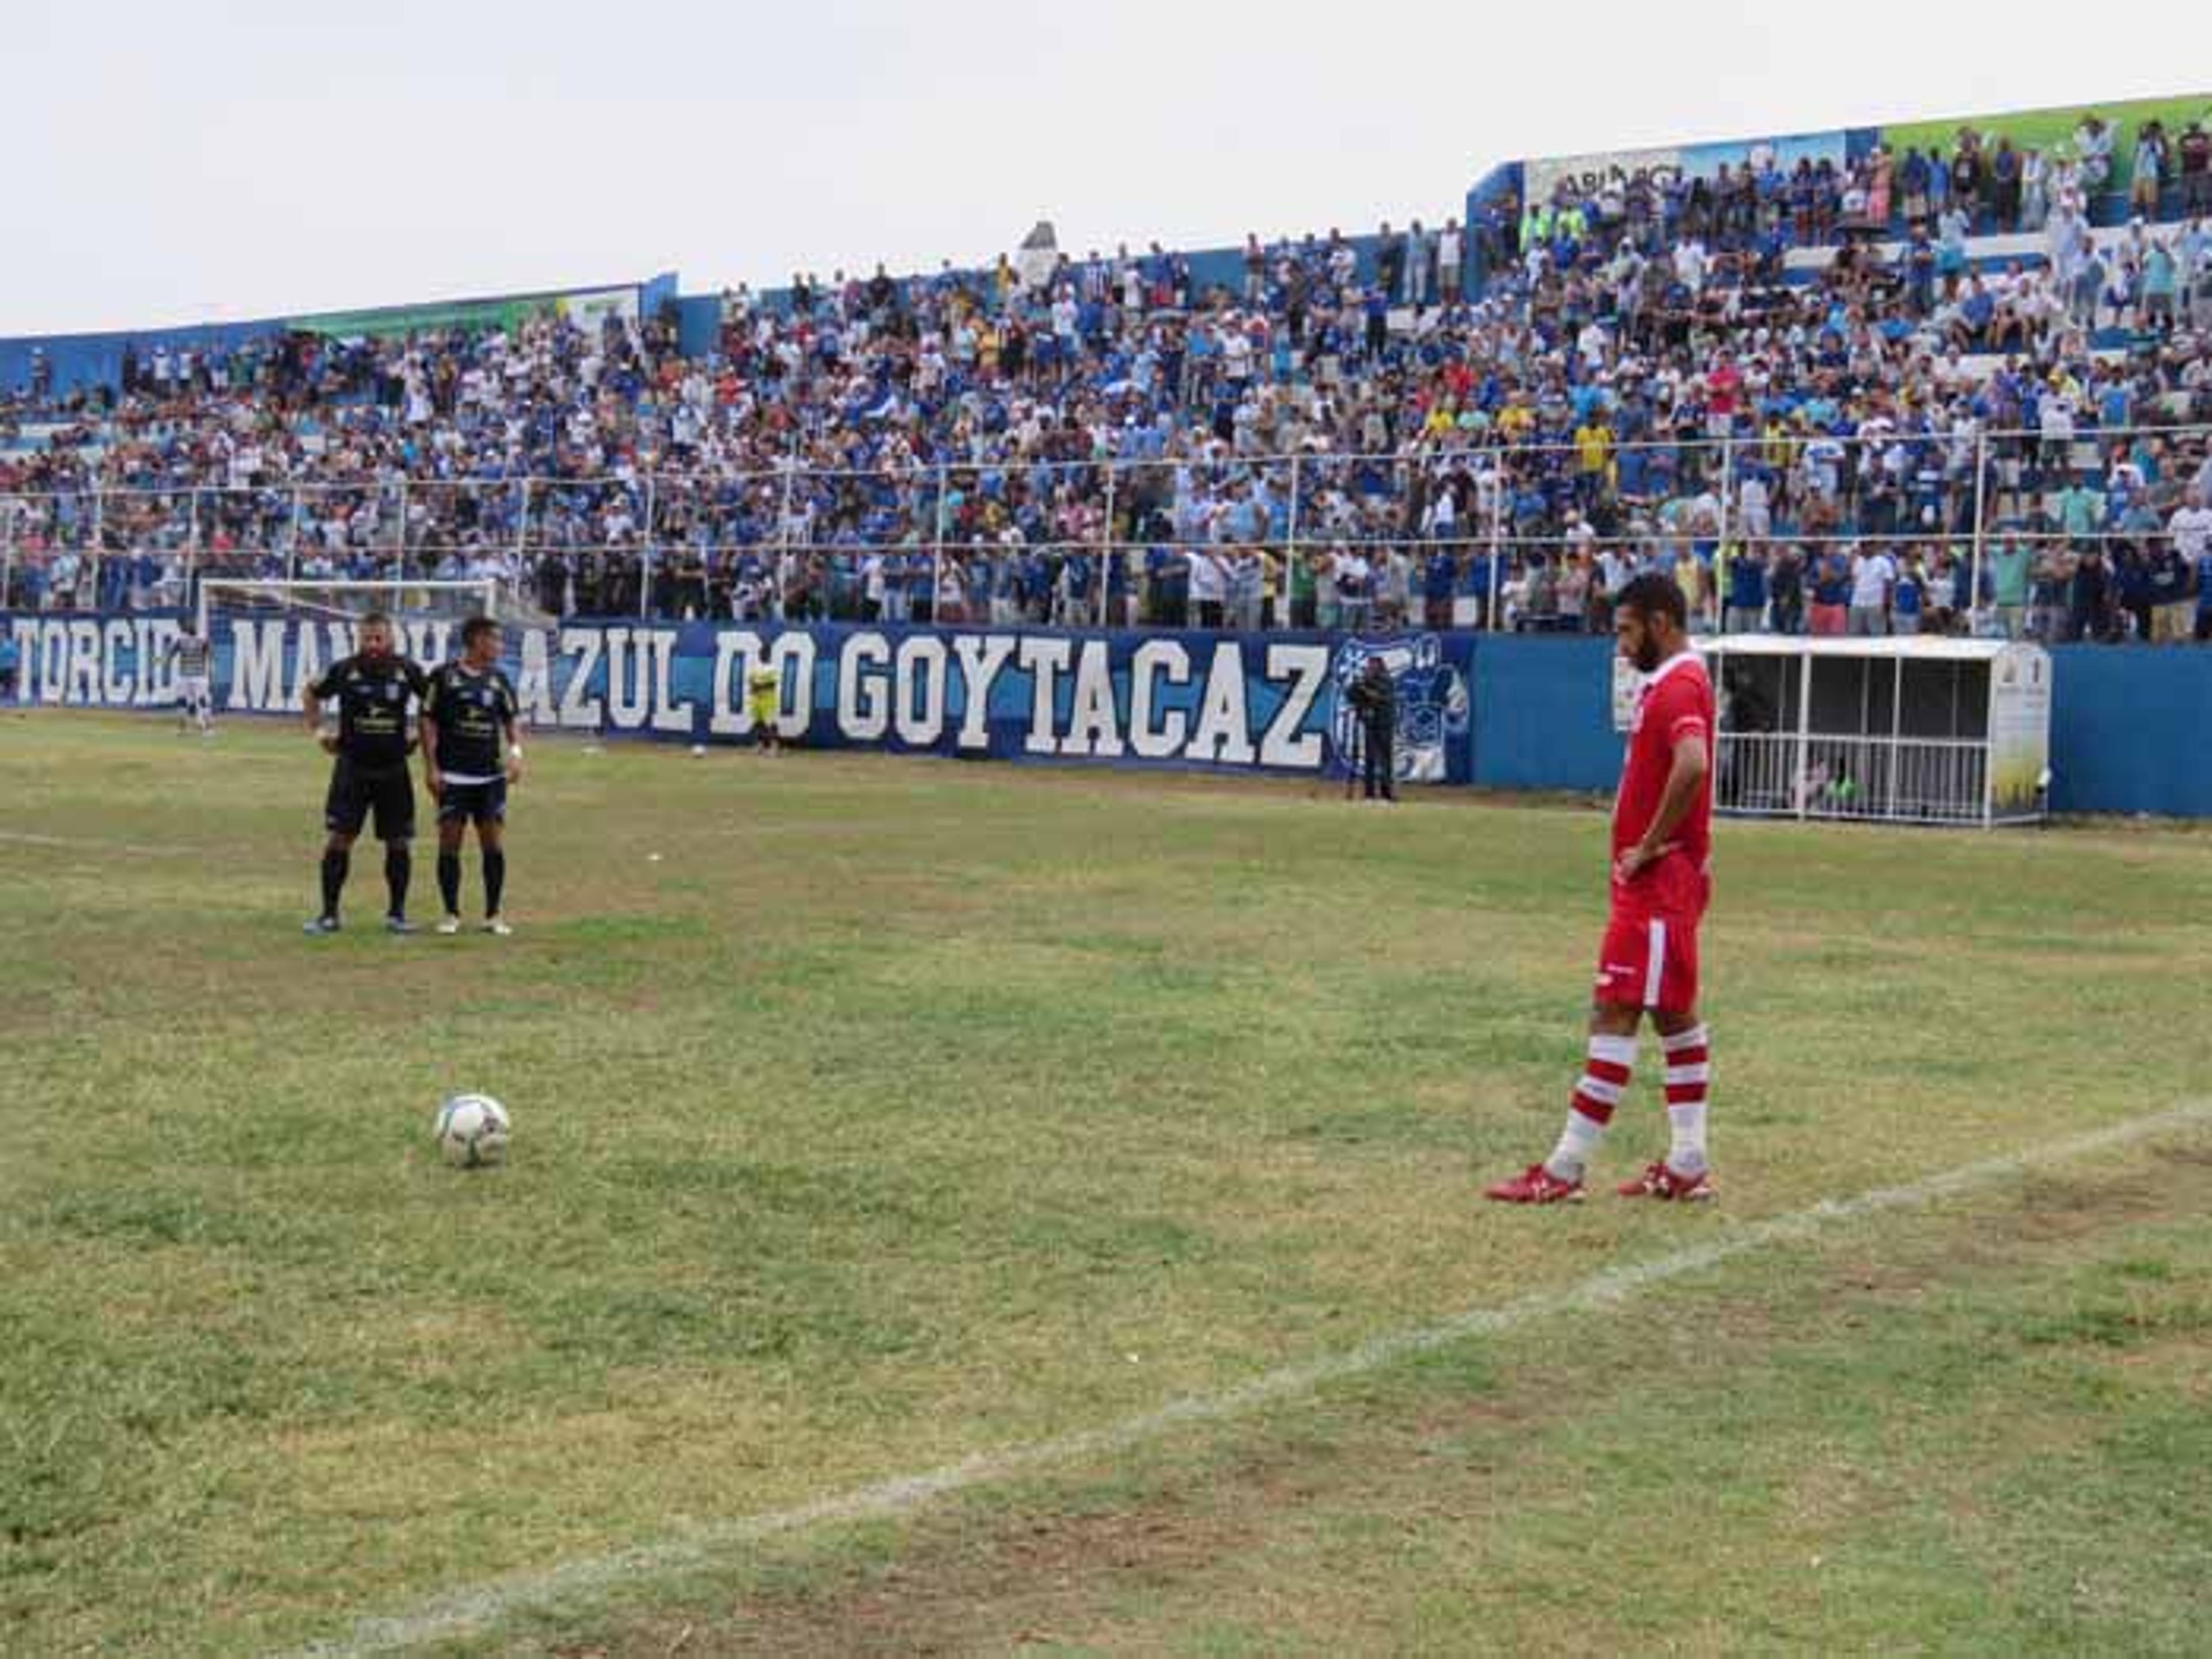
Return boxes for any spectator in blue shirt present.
[1723,547,1768,634]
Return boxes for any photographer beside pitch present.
[421,616,524,936]
[1345,657,1397,802]
[1488,572,1717,1205]
[301,612,430,935]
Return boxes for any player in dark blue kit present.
[301,613,429,935]
[421,616,524,936]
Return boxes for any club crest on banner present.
[1328,633,1470,783]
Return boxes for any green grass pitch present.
[4,711,2210,1656]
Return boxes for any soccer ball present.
[434,1094,511,1169]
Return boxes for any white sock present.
[1666,1104,1708,1173]
[1546,1033,1638,1180]
[1662,1024,1711,1174]
[1544,1111,1607,1181]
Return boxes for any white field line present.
[274,1097,2212,1659]
[0,828,203,858]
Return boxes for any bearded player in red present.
[1487,572,1716,1205]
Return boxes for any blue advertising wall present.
[1475,635,2212,816]
[12,613,2212,816]
[0,613,1474,785]
[1472,635,2212,816]
[3,275,669,400]
[2047,645,2212,819]
[0,319,287,404]
[1471,634,1622,794]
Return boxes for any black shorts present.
[437,778,509,827]
[325,759,415,840]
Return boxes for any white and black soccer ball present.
[434,1094,511,1169]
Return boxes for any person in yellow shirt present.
[1573,416,1615,505]
[1673,547,1709,629]
[747,660,783,756]
[1762,416,1795,473]
[1256,547,1283,627]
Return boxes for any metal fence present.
[5,420,2209,635]
[1717,731,1995,825]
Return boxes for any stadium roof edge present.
[1541,87,2207,165]
[1,271,676,349]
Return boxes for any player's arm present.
[302,673,338,753]
[404,663,429,757]
[419,698,444,798]
[1618,726,1710,882]
[501,680,524,784]
[501,717,524,785]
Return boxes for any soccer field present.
[5,711,2210,1657]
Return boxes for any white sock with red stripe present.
[1662,1023,1711,1175]
[1544,1033,1639,1181]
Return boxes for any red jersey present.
[1706,362,1742,417]
[1612,650,1714,908]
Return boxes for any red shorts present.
[1594,899,1704,1014]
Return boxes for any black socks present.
[319,847,349,917]
[384,843,411,918]
[433,847,505,918]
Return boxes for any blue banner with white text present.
[0,612,1477,786]
[21,610,2212,816]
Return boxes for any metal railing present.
[1717,732,1995,825]
[5,422,2209,633]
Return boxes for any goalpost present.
[185,578,515,724]
[198,578,503,640]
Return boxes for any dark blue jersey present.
[311,653,427,771]
[425,663,518,781]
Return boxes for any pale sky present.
[4,0,2197,337]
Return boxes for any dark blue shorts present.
[326,759,415,841]
[437,778,508,827]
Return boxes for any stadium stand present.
[4,97,2211,645]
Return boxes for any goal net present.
[197,578,528,699]
[198,578,503,638]
[190,578,532,720]
[195,579,522,654]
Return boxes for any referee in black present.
[1346,657,1397,803]
[302,612,430,934]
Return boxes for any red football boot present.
[1484,1162,1586,1205]
[1615,1160,1717,1202]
